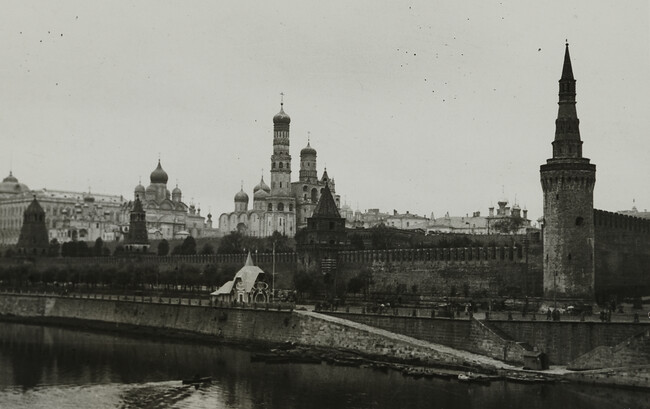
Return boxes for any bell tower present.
[270,95,292,196]
[540,43,596,301]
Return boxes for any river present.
[0,322,648,408]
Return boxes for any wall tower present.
[540,43,596,301]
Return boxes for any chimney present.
[489,207,494,217]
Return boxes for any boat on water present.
[457,372,491,385]
[182,375,212,388]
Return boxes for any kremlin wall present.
[1,44,650,306]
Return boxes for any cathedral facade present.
[122,160,215,240]
[219,103,340,238]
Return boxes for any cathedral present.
[122,160,215,240]
[219,102,340,238]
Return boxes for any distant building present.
[122,160,216,240]
[219,102,340,238]
[0,171,126,246]
[427,199,531,235]
[15,196,49,256]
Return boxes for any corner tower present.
[540,43,596,301]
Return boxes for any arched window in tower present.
[278,203,285,211]
[311,188,318,203]
[303,185,308,192]
[286,162,290,169]
[279,162,283,169]
[272,162,275,169]
[289,203,293,211]
[575,217,584,226]
[268,203,273,211]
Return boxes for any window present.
[268,203,273,211]
[289,204,293,211]
[278,203,285,211]
[279,162,283,169]
[272,162,275,169]
[575,217,584,226]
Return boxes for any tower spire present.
[553,41,582,158]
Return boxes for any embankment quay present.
[1,291,650,390]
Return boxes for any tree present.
[93,238,104,257]
[370,225,395,249]
[200,242,215,255]
[180,236,197,255]
[218,231,245,254]
[48,239,60,257]
[491,216,526,234]
[349,234,365,251]
[157,239,170,256]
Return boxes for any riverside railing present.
[0,289,296,312]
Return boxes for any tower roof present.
[25,196,45,216]
[312,184,341,218]
[561,42,574,80]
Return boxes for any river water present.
[0,322,648,409]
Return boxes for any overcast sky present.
[1,1,648,223]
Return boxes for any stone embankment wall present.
[0,294,495,368]
[489,320,650,365]
[323,312,527,364]
[323,311,650,365]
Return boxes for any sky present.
[1,1,649,224]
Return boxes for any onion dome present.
[300,141,317,156]
[135,182,145,195]
[254,188,269,200]
[172,185,182,196]
[273,103,291,124]
[253,176,271,194]
[150,160,168,184]
[3,172,18,183]
[234,188,249,203]
[0,171,30,194]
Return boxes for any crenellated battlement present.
[338,246,530,264]
[594,209,650,234]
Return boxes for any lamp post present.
[272,240,276,303]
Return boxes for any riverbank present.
[0,292,649,391]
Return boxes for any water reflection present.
[0,322,648,409]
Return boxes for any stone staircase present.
[294,309,520,371]
[471,319,532,364]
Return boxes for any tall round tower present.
[299,138,318,184]
[540,43,596,301]
[270,100,292,195]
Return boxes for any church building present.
[219,101,341,238]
